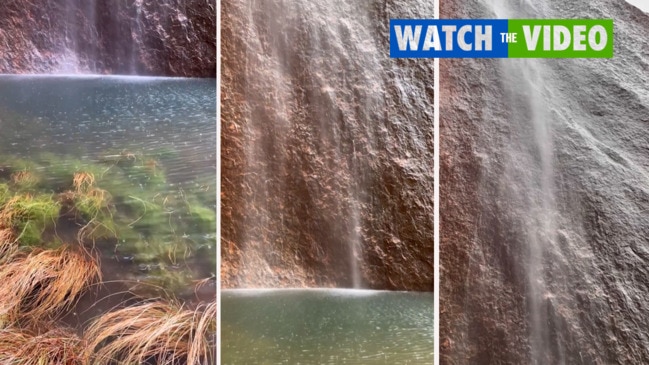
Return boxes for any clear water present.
[222,289,434,364]
[0,75,216,177]
[0,75,216,301]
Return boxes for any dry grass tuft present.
[72,172,96,193]
[10,171,40,190]
[190,301,216,363]
[0,228,17,259]
[84,301,216,365]
[0,327,86,365]
[0,245,101,324]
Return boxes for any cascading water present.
[0,0,215,76]
[222,0,432,289]
[221,0,435,362]
[489,1,561,362]
[0,2,216,362]
[222,0,435,290]
[441,0,649,364]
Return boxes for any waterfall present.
[0,0,215,76]
[488,2,561,362]
[441,0,649,363]
[222,0,435,290]
[234,0,384,288]
[131,0,144,75]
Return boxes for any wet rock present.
[221,0,434,291]
[441,0,649,364]
[0,0,215,77]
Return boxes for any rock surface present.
[441,0,649,364]
[221,0,435,291]
[0,0,215,77]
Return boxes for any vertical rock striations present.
[221,0,435,290]
[441,0,649,364]
[0,0,215,76]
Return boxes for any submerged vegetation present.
[0,150,216,364]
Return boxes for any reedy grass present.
[56,172,118,242]
[10,171,41,191]
[0,228,18,261]
[0,153,217,364]
[84,301,216,365]
[70,172,111,221]
[0,195,60,227]
[0,183,10,205]
[72,172,96,193]
[0,194,60,246]
[0,327,86,365]
[0,245,101,324]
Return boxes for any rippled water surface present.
[0,75,216,301]
[222,289,433,364]
[0,76,216,180]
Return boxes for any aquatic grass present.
[0,156,37,174]
[130,268,194,298]
[0,184,11,205]
[0,194,60,246]
[0,327,86,365]
[39,158,109,192]
[52,172,119,242]
[10,170,41,191]
[72,172,96,193]
[0,151,214,301]
[77,217,119,243]
[98,150,168,190]
[84,301,216,365]
[74,188,111,220]
[0,245,101,324]
[187,203,216,233]
[0,194,60,227]
[129,235,193,263]
[73,187,116,242]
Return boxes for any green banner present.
[507,19,614,58]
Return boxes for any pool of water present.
[222,289,434,364]
[0,75,216,302]
[0,75,215,180]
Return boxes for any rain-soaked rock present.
[221,0,435,291]
[0,0,215,76]
[441,0,649,364]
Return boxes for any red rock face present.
[221,0,434,291]
[0,0,215,77]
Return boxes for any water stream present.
[441,0,649,363]
[222,0,435,290]
[222,0,435,362]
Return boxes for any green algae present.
[0,151,215,295]
[1,194,60,246]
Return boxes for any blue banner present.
[390,19,509,58]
